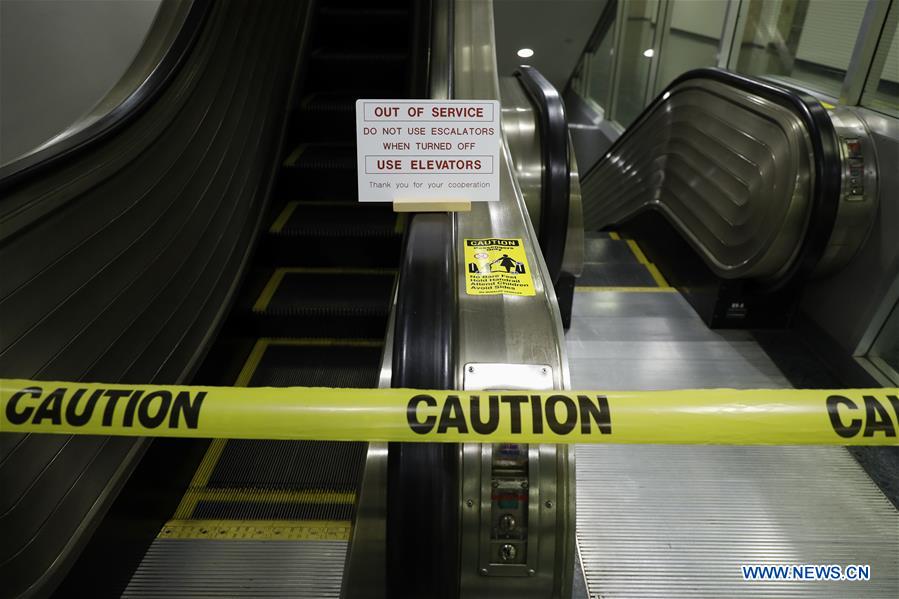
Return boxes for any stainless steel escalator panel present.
[453,1,574,597]
[582,78,816,282]
[576,444,899,598]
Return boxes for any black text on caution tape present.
[5,386,206,430]
[406,393,611,436]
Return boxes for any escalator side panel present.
[0,1,310,596]
[582,77,814,282]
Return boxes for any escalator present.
[0,0,438,596]
[570,69,899,598]
[119,1,419,595]
[579,68,879,328]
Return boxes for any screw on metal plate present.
[480,568,489,576]
[528,568,536,576]
[541,367,548,375]
[468,365,475,373]
[544,500,553,509]
[465,498,474,508]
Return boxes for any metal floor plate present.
[569,288,899,598]
[123,539,348,597]
[576,445,899,598]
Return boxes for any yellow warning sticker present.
[464,238,535,296]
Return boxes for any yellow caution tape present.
[2,378,898,445]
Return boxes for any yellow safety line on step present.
[282,144,308,167]
[270,202,299,233]
[173,331,276,519]
[182,488,356,505]
[625,239,650,264]
[173,439,228,519]
[159,519,352,541]
[645,263,670,288]
[253,270,288,312]
[253,265,399,313]
[623,238,670,287]
[608,231,621,240]
[575,286,676,293]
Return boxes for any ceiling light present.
[517,48,534,58]
[643,48,654,58]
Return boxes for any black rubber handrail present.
[386,2,459,597]
[514,65,570,284]
[584,67,841,292]
[0,0,212,194]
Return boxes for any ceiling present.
[493,0,610,91]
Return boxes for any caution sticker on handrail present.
[2,379,899,445]
[464,238,535,296]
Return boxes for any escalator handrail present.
[0,0,212,194]
[387,1,459,597]
[514,65,570,284]
[584,67,841,291]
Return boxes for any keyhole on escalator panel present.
[499,514,517,533]
[500,544,517,562]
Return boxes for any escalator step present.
[255,269,395,316]
[313,7,410,52]
[245,269,395,337]
[307,50,407,89]
[284,143,354,170]
[585,237,640,264]
[311,49,407,65]
[264,203,404,266]
[209,441,364,490]
[248,341,382,388]
[270,202,400,235]
[579,263,658,287]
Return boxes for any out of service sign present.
[465,238,535,296]
[355,100,500,203]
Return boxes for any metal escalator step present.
[252,269,395,326]
[584,237,640,264]
[209,440,364,491]
[576,445,899,598]
[159,519,351,541]
[283,143,354,170]
[311,49,407,64]
[193,497,356,521]
[247,340,383,388]
[579,262,658,287]
[319,6,408,19]
[257,269,396,314]
[264,204,404,267]
[270,202,401,237]
[123,539,347,597]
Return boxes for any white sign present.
[355,100,500,203]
